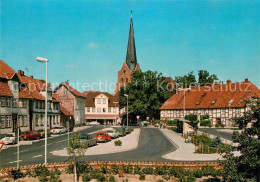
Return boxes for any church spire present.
[126,10,137,70]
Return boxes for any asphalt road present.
[0,127,177,169]
[198,128,234,141]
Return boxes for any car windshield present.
[6,134,14,137]
[54,127,62,129]
[97,133,104,136]
[23,131,31,134]
[107,130,113,133]
[0,134,5,139]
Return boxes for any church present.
[115,13,141,93]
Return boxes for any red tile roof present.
[0,80,13,97]
[0,60,15,79]
[60,105,73,116]
[160,80,260,110]
[55,82,85,98]
[83,91,119,107]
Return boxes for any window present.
[113,108,116,113]
[87,107,90,112]
[228,99,234,105]
[1,97,6,107]
[92,108,95,112]
[42,102,45,109]
[23,116,27,127]
[12,98,17,108]
[103,99,106,104]
[121,78,124,83]
[18,99,23,108]
[103,108,106,112]
[97,108,101,113]
[196,101,200,105]
[41,115,44,126]
[6,98,11,107]
[49,102,52,109]
[19,116,23,127]
[211,100,216,105]
[123,70,126,73]
[39,101,42,109]
[57,116,59,124]
[36,115,39,126]
[7,116,11,127]
[108,108,111,113]
[1,116,5,128]
[97,99,101,104]
[23,99,27,108]
[64,90,67,95]
[126,78,129,83]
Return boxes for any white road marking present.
[32,155,43,158]
[41,139,68,147]
[8,160,22,164]
[12,149,29,154]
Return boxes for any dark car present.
[115,127,126,137]
[79,134,97,147]
[122,126,131,134]
[38,129,51,138]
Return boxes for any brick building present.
[160,79,260,127]
[54,82,86,126]
[115,13,141,92]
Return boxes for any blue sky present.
[1,0,259,92]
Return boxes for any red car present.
[95,131,111,143]
[20,131,41,140]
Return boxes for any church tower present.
[115,11,141,92]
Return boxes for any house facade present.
[54,82,86,126]
[160,79,260,127]
[0,61,30,134]
[17,70,61,131]
[84,91,119,125]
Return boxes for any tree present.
[220,98,260,181]
[175,71,196,88]
[175,70,218,88]
[198,70,218,86]
[185,114,199,135]
[119,70,170,123]
[67,132,88,182]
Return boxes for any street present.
[0,127,177,169]
[198,128,235,141]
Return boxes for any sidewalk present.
[160,129,224,161]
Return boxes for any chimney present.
[245,78,249,83]
[30,75,33,79]
[226,80,231,84]
[18,70,24,76]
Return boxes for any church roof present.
[126,12,137,70]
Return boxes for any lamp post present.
[67,116,71,146]
[113,102,119,125]
[178,88,191,119]
[124,94,129,127]
[36,56,49,165]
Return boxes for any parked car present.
[20,131,41,140]
[95,131,111,142]
[79,134,97,147]
[122,126,131,134]
[2,133,16,145]
[0,134,6,143]
[51,127,67,134]
[89,121,100,126]
[115,127,126,137]
[38,129,51,138]
[102,128,119,139]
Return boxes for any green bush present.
[215,124,219,127]
[155,165,168,175]
[139,173,145,180]
[10,169,25,181]
[49,167,61,182]
[200,120,211,126]
[134,165,141,175]
[114,140,122,146]
[200,115,210,121]
[108,175,116,182]
[111,164,119,175]
[82,173,91,182]
[142,167,154,174]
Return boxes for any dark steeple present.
[126,11,137,70]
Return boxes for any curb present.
[159,129,179,149]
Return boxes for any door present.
[12,114,18,132]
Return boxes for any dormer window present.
[228,99,234,105]
[202,93,207,97]
[211,100,216,105]
[196,101,200,105]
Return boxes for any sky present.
[1,0,259,93]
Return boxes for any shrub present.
[111,164,119,175]
[139,173,145,180]
[155,165,168,175]
[49,167,61,182]
[33,165,49,181]
[142,167,154,174]
[82,173,91,182]
[10,169,25,181]
[215,124,219,127]
[200,114,210,121]
[109,175,116,182]
[134,165,141,174]
[114,140,122,146]
[200,120,211,127]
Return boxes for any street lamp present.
[67,116,71,146]
[124,94,129,127]
[178,87,191,119]
[36,56,49,165]
[113,102,119,125]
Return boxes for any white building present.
[84,91,119,125]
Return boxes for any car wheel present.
[59,131,61,134]
[12,140,15,145]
